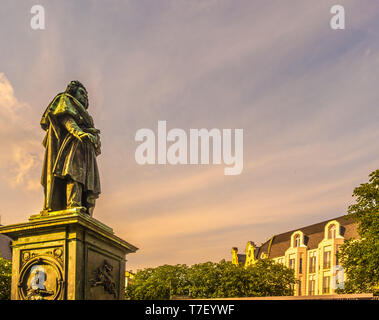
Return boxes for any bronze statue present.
[40,81,101,216]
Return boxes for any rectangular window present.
[323,276,330,294]
[309,256,316,273]
[299,257,303,274]
[328,225,336,239]
[308,279,315,296]
[309,251,317,273]
[295,235,301,247]
[323,251,331,269]
[298,280,302,296]
[289,258,295,270]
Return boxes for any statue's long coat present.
[40,93,100,210]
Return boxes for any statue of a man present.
[40,81,101,216]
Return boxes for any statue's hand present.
[79,132,97,145]
[86,128,101,135]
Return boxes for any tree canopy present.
[0,255,11,300]
[125,259,295,299]
[337,169,379,294]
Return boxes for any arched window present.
[328,224,336,239]
[295,234,301,247]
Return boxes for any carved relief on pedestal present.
[21,247,64,268]
[18,255,64,300]
[89,260,117,298]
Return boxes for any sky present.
[0,0,378,271]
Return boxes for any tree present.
[125,264,190,300]
[125,259,295,299]
[186,261,221,298]
[186,259,295,298]
[244,259,295,297]
[337,169,379,294]
[0,255,11,300]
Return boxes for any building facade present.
[125,270,135,287]
[232,215,359,296]
[0,231,12,260]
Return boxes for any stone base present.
[0,209,138,300]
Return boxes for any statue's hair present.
[65,80,88,107]
[65,80,87,96]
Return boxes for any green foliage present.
[0,255,11,300]
[244,259,295,297]
[337,169,379,294]
[125,264,190,300]
[125,259,295,300]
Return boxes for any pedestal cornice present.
[0,208,138,254]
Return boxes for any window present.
[328,224,336,239]
[308,278,316,296]
[298,280,302,296]
[295,234,301,247]
[323,251,331,269]
[309,252,316,273]
[299,256,303,274]
[289,258,295,270]
[323,276,330,294]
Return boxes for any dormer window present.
[295,234,301,247]
[328,225,336,239]
[291,231,304,248]
[324,220,341,240]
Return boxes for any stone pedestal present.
[0,208,138,300]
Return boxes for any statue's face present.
[76,87,88,108]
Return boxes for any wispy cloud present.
[0,1,378,270]
[0,73,42,191]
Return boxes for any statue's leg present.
[44,175,55,211]
[66,180,83,209]
[45,177,66,211]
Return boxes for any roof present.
[256,215,359,259]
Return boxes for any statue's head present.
[66,80,88,109]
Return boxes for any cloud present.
[1,1,379,269]
[0,73,42,191]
